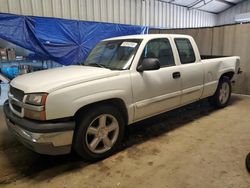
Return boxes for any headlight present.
[24,93,47,120]
[26,93,47,106]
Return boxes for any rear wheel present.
[209,77,231,108]
[73,105,125,162]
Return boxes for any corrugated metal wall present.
[0,0,216,28]
[217,0,250,25]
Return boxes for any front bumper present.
[3,101,75,155]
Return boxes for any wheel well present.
[220,71,234,80]
[74,98,128,125]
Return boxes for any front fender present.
[72,90,129,113]
[45,89,133,123]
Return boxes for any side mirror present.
[137,58,160,72]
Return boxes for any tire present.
[246,152,250,173]
[208,77,231,108]
[73,105,125,162]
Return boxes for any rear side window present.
[175,38,196,64]
[141,38,175,67]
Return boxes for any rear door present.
[131,38,182,121]
[174,38,204,105]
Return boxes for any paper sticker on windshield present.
[120,42,137,48]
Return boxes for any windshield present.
[83,39,142,70]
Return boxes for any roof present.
[104,34,191,41]
[160,0,245,14]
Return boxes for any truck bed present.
[201,55,228,60]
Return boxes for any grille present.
[12,104,22,113]
[10,86,25,101]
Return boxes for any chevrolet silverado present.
[4,34,241,161]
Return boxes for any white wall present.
[217,0,250,25]
[0,0,216,29]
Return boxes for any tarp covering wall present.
[150,25,250,95]
[0,13,148,65]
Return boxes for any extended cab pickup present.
[4,34,241,161]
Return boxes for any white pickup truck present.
[4,34,240,161]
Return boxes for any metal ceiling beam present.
[194,0,214,9]
[157,0,213,14]
[157,0,241,14]
[188,0,205,9]
[157,0,189,8]
[217,0,245,14]
[187,0,236,14]
[216,0,236,6]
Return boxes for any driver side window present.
[141,38,175,67]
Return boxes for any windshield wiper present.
[86,63,107,69]
[85,63,124,70]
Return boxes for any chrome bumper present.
[4,101,75,155]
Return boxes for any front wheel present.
[73,105,125,162]
[209,77,231,108]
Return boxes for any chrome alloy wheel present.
[219,82,230,104]
[85,114,119,154]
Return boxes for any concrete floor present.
[0,95,250,188]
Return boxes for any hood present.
[10,65,120,93]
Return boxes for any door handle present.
[172,72,181,79]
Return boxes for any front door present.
[131,38,182,121]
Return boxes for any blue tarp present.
[0,13,148,65]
